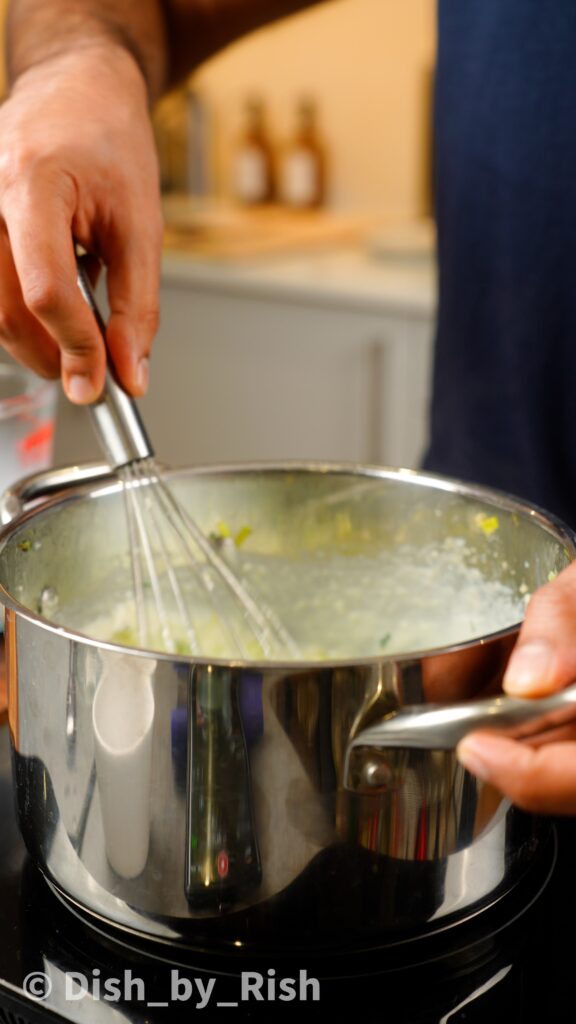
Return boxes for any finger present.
[457,731,576,814]
[104,214,162,396]
[527,722,576,747]
[4,184,106,402]
[503,562,576,698]
[0,228,61,377]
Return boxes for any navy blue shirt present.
[423,1,576,527]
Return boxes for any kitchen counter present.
[160,199,437,315]
[161,244,436,317]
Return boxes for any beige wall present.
[0,0,436,219]
[193,0,436,217]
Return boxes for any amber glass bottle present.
[280,97,326,209]
[231,97,275,205]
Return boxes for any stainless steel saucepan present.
[0,461,574,953]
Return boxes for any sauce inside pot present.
[50,535,530,660]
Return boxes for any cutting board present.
[162,199,365,260]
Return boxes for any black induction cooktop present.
[0,723,574,1024]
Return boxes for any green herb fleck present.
[111,628,136,646]
[17,540,32,552]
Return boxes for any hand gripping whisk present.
[76,257,299,659]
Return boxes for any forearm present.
[6,0,329,103]
[6,0,168,101]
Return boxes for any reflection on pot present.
[185,666,262,907]
[92,654,156,879]
[338,634,518,862]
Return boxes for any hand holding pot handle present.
[346,682,576,757]
[455,560,576,814]
[346,563,576,816]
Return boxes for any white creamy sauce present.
[55,536,529,660]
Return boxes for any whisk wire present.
[76,253,300,661]
[128,463,202,655]
[121,465,179,653]
[144,459,301,658]
[120,470,149,648]
[130,459,246,656]
[123,458,293,658]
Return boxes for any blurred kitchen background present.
[0,0,438,473]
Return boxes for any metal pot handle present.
[0,462,114,525]
[344,684,576,785]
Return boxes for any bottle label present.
[233,146,268,203]
[281,150,318,207]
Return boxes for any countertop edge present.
[160,248,437,318]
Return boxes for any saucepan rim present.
[0,459,574,670]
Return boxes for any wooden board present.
[162,201,366,261]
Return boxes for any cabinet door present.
[138,282,434,469]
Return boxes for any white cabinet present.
[54,251,436,472]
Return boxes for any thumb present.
[503,562,576,698]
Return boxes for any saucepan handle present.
[0,461,114,525]
[344,683,576,786]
